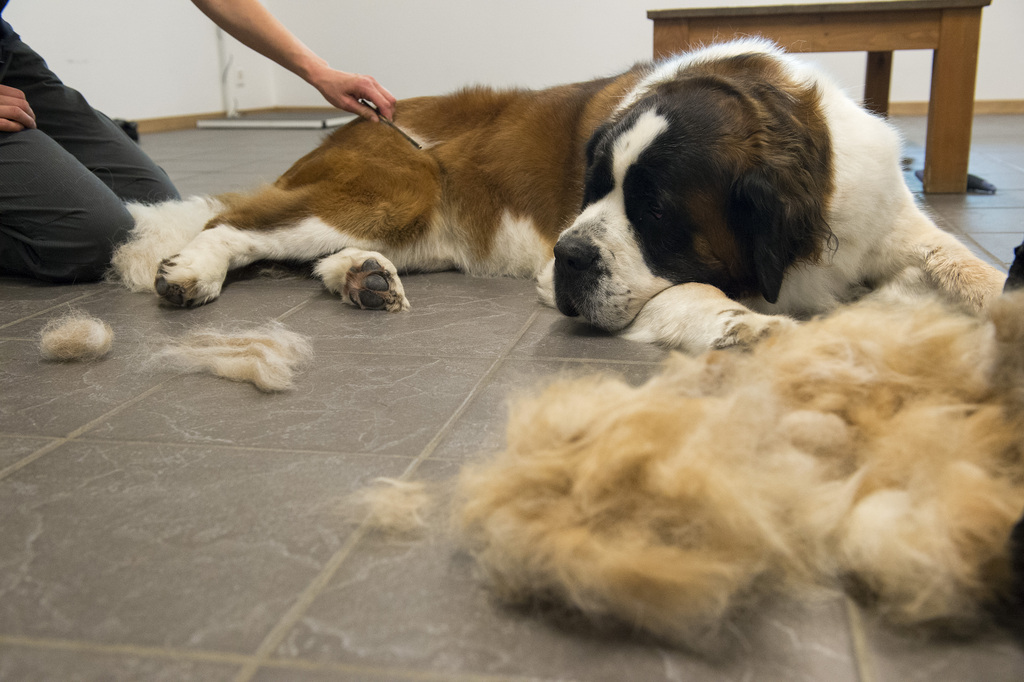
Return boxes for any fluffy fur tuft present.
[152,322,312,392]
[38,312,114,362]
[108,197,221,292]
[350,478,435,535]
[455,292,1024,646]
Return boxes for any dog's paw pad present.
[343,259,409,312]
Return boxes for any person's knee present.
[2,196,135,283]
[58,199,135,282]
[0,127,143,283]
[116,168,181,204]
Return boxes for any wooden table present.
[648,1,992,193]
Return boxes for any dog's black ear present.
[584,122,613,165]
[728,167,831,304]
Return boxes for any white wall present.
[5,0,1022,121]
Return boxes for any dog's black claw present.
[156,281,188,307]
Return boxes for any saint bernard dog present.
[115,38,1006,353]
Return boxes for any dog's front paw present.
[154,254,224,307]
[713,311,796,350]
[316,249,410,312]
[535,258,556,308]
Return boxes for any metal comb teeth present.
[358,99,422,150]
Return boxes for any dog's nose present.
[554,236,600,272]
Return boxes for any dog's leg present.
[110,197,223,292]
[887,212,1006,312]
[621,283,796,353]
[315,248,410,312]
[535,258,556,308]
[155,216,351,307]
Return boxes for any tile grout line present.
[229,516,373,682]
[397,309,541,479]
[0,634,253,668]
[0,289,318,484]
[0,291,100,331]
[229,310,540,682]
[0,439,69,483]
[259,655,567,682]
[844,596,877,682]
[0,431,475,462]
[0,633,561,682]
[0,381,171,483]
[958,232,1010,268]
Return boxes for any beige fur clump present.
[456,293,1024,646]
[38,312,114,362]
[153,322,312,391]
[351,478,434,535]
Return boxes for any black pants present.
[0,24,180,283]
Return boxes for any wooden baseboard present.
[889,99,1024,116]
[135,107,339,134]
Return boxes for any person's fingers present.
[0,83,25,98]
[348,75,396,121]
[0,101,36,129]
[313,71,396,122]
[0,85,36,127]
[373,87,397,121]
[345,96,380,123]
[0,117,26,132]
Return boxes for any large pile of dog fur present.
[428,291,1024,647]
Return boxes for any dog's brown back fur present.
[207,69,648,263]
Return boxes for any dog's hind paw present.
[155,254,224,307]
[344,257,410,312]
[316,249,410,313]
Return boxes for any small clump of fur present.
[152,322,312,391]
[351,478,434,535]
[38,312,114,362]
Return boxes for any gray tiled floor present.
[1,115,1023,682]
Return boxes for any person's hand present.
[0,84,36,132]
[309,68,397,122]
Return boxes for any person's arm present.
[190,0,396,121]
[0,84,36,132]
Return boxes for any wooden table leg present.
[864,51,893,117]
[923,8,983,193]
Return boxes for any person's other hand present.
[310,68,397,122]
[0,84,36,132]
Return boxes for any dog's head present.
[553,50,835,331]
